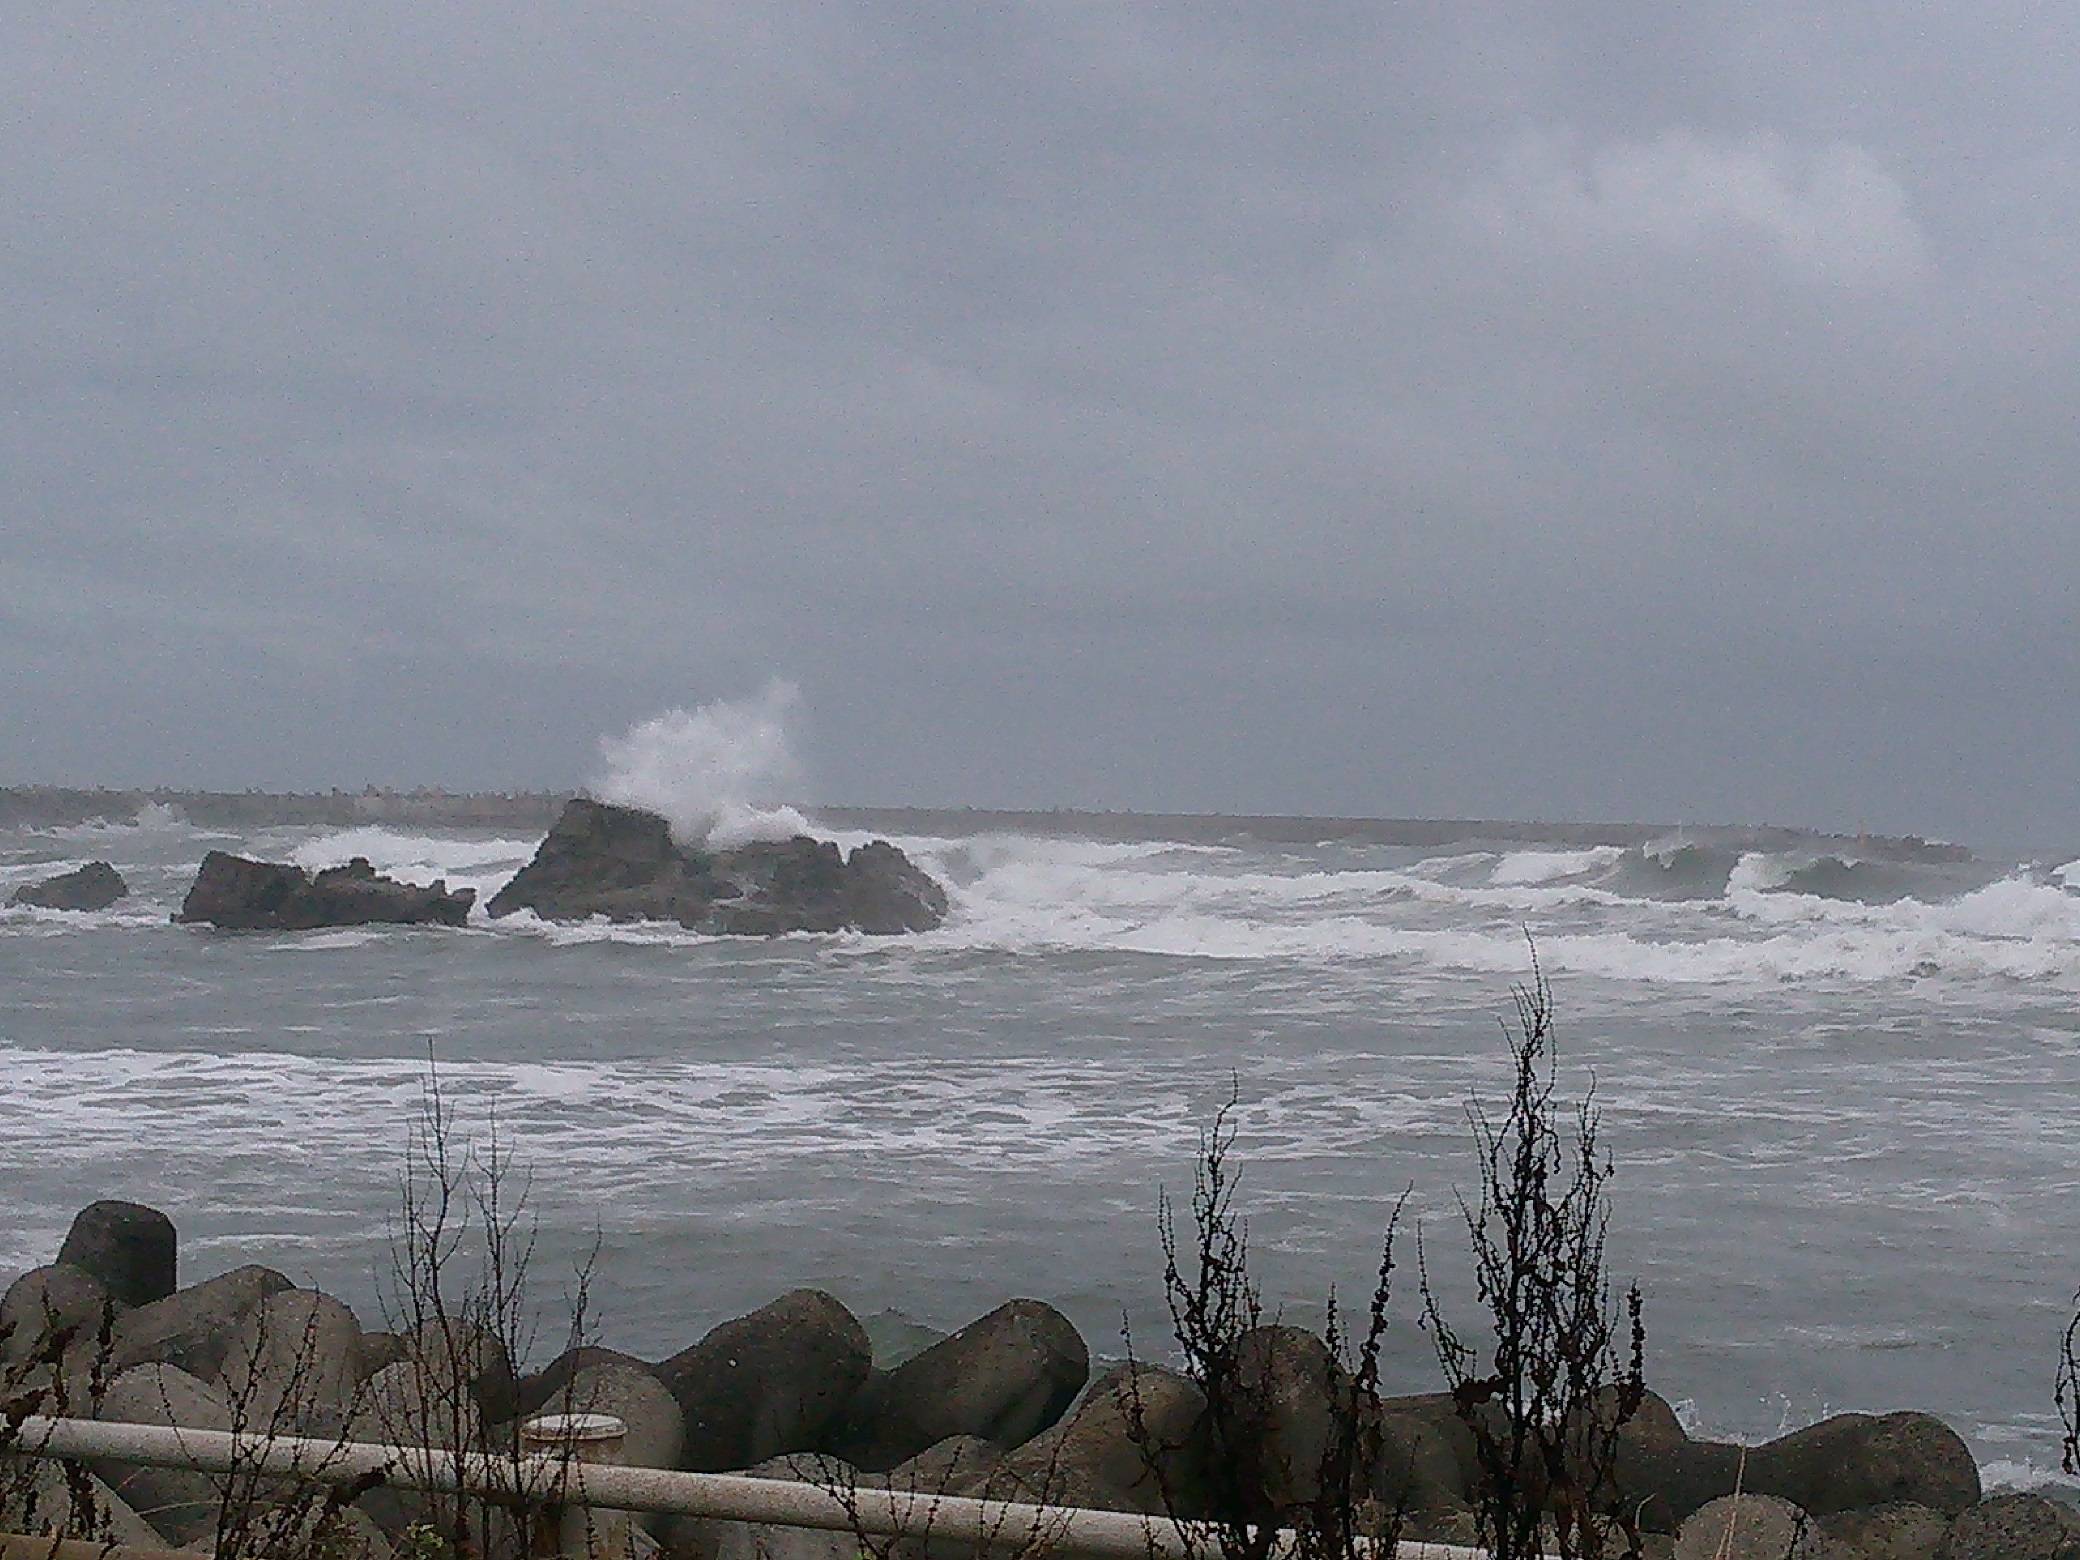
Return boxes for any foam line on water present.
[285,826,538,910]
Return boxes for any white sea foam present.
[879,832,2080,986]
[286,826,538,911]
[452,824,2079,987]
[1978,1457,2080,1494]
[21,801,213,845]
[0,901,167,934]
[1726,851,1795,894]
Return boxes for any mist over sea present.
[4,799,2079,1489]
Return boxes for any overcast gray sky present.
[4,4,2075,844]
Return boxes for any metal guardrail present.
[11,1416,1504,1560]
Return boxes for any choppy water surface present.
[4,806,2078,1484]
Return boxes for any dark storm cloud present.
[3,4,2074,842]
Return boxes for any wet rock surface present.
[8,860,128,910]
[0,1198,2027,1560]
[485,798,947,935]
[176,850,475,929]
[57,1199,176,1309]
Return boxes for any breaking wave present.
[882,832,2079,988]
[284,826,537,911]
[1603,840,1745,899]
[1489,846,1626,886]
[5,809,2074,990]
[594,683,815,847]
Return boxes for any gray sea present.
[4,804,2079,1487]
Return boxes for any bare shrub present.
[2056,1287,2080,1479]
[1128,1082,1408,1560]
[1418,960,1646,1560]
[0,1290,116,1545]
[781,1439,1075,1560]
[203,1293,387,1560]
[370,1054,602,1560]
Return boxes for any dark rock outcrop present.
[1607,1397,1981,1532]
[991,1360,1207,1516]
[175,851,474,930]
[563,1360,686,1476]
[1818,1500,1951,1559]
[58,1200,176,1309]
[1944,1492,2080,1560]
[657,1289,874,1470]
[1,1458,165,1550]
[0,1263,115,1361]
[9,861,128,911]
[1673,1494,1821,1560]
[840,1299,1089,1470]
[1745,1410,1981,1519]
[514,1344,663,1420]
[110,1263,294,1378]
[217,1287,366,1428]
[92,1363,236,1545]
[485,798,947,935]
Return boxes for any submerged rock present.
[175,851,474,930]
[486,797,947,935]
[9,860,128,910]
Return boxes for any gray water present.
[3,806,2078,1487]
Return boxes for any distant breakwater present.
[0,786,1969,862]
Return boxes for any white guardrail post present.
[518,1412,632,1560]
[9,1415,1512,1560]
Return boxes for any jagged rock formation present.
[174,852,475,930]
[9,861,128,910]
[486,798,947,935]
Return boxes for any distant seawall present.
[0,786,568,831]
[0,786,1970,862]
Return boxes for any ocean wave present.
[1604,840,1745,899]
[920,906,2079,984]
[1489,846,1627,886]
[489,907,729,947]
[4,817,2070,989]
[259,926,409,952]
[284,826,538,910]
[901,836,2077,984]
[0,1041,1208,1231]
[1728,870,2080,941]
[286,825,536,875]
[0,901,169,935]
[25,801,203,841]
[1726,851,1940,904]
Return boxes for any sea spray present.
[593,680,815,847]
